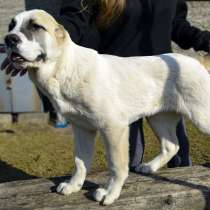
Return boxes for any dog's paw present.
[135,163,155,174]
[93,188,120,205]
[57,181,81,195]
[103,191,119,205]
[93,188,108,202]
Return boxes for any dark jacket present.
[58,0,210,56]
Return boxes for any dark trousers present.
[129,118,191,170]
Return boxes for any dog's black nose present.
[5,34,21,48]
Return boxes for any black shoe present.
[129,166,136,173]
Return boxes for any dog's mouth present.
[9,51,29,64]
[9,51,46,65]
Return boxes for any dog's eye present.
[8,19,16,31]
[30,23,45,31]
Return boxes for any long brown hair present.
[97,0,126,27]
[81,0,126,27]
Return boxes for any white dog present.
[4,10,210,205]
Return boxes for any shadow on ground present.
[49,175,99,202]
[203,163,210,169]
[0,160,36,183]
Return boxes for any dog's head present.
[4,10,66,69]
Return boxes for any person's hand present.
[0,45,27,76]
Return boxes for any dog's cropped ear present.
[55,24,66,40]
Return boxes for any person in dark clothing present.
[2,0,210,171]
[58,0,210,171]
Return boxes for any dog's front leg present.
[57,125,96,195]
[93,124,129,205]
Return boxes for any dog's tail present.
[197,54,210,71]
[183,56,210,135]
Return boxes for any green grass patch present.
[0,119,210,182]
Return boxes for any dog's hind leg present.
[93,124,129,205]
[180,69,210,136]
[57,125,96,195]
[135,112,180,174]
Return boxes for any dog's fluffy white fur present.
[5,10,210,205]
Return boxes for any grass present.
[0,119,210,182]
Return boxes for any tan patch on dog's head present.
[31,10,66,44]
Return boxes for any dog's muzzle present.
[4,34,21,49]
[4,33,46,64]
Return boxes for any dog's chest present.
[55,98,97,129]
[46,84,96,129]
[57,93,97,129]
[29,71,97,129]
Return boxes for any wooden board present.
[0,165,210,210]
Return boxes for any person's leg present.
[37,89,56,119]
[129,119,145,171]
[168,118,191,168]
[37,89,68,127]
[55,112,69,128]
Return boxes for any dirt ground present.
[0,119,210,183]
